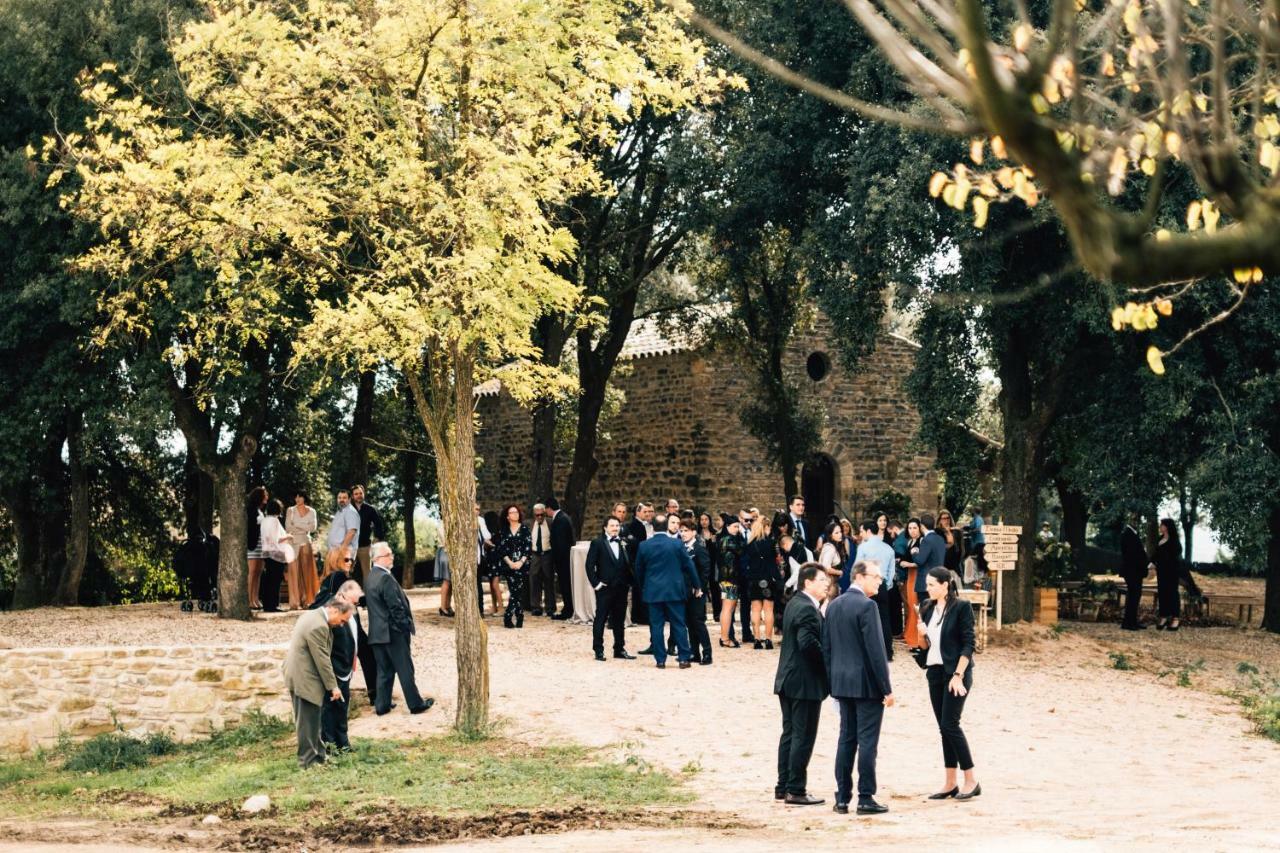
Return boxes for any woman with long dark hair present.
[818,521,849,600]
[258,498,293,612]
[716,514,744,648]
[245,485,269,610]
[898,518,924,649]
[919,567,979,801]
[1150,518,1182,631]
[937,510,964,574]
[495,504,530,629]
[698,512,721,629]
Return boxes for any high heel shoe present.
[503,614,514,629]
[955,783,981,801]
[753,639,764,650]
[516,613,524,628]
[1167,621,1180,631]
[764,639,775,650]
[719,639,741,649]
[928,787,959,800]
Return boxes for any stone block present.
[58,696,96,713]
[0,726,31,754]
[192,668,223,683]
[166,686,215,715]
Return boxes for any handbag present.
[911,644,930,670]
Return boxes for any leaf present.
[972,196,989,229]
[1146,346,1166,376]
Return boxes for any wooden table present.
[958,589,990,652]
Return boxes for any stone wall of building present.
[475,314,941,534]
[0,644,290,755]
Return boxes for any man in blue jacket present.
[633,518,702,669]
[914,514,947,603]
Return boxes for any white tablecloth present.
[569,541,595,624]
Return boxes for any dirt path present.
[4,594,1279,851]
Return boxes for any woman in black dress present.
[1150,518,1182,631]
[495,504,531,629]
[744,515,782,650]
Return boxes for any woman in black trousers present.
[1150,518,1183,631]
[919,567,980,800]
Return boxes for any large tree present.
[60,0,716,733]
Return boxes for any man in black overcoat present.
[773,563,830,805]
[547,498,576,620]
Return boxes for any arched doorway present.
[801,454,838,527]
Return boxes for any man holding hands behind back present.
[823,560,894,815]
[633,516,701,669]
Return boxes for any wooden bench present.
[1202,594,1265,626]
[958,589,990,652]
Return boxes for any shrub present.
[1108,652,1133,671]
[64,732,176,773]
[866,489,911,524]
[1242,692,1280,743]
[205,709,292,750]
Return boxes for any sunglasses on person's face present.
[343,559,353,564]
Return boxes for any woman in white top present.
[285,491,319,609]
[818,521,849,600]
[258,499,296,613]
[917,567,979,801]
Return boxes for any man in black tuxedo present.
[322,579,365,751]
[1119,518,1149,630]
[625,503,653,625]
[773,563,831,805]
[547,498,576,620]
[366,542,434,716]
[824,560,895,815]
[586,516,636,661]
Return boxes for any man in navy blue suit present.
[633,516,702,669]
[824,560,894,815]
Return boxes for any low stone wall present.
[0,644,291,755]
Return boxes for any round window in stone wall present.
[806,351,831,382]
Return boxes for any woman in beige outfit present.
[286,491,319,609]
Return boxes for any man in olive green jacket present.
[283,599,353,768]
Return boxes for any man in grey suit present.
[283,599,353,768]
[824,560,895,814]
[365,541,434,716]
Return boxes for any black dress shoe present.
[956,783,982,800]
[678,661,691,669]
[655,662,666,669]
[857,800,888,815]
[594,651,607,661]
[551,612,571,621]
[699,657,713,666]
[375,703,398,716]
[928,787,959,799]
[613,650,636,660]
[530,609,543,617]
[784,793,824,806]
[637,646,655,655]
[410,699,435,714]
[833,803,849,814]
[774,790,786,801]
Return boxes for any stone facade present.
[475,312,941,532]
[0,644,290,755]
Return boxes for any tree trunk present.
[527,313,569,507]
[1055,478,1088,562]
[997,424,1041,623]
[348,370,375,489]
[1262,504,1280,633]
[213,457,253,621]
[54,411,91,606]
[8,496,47,610]
[1178,483,1198,564]
[401,450,418,589]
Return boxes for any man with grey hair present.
[321,580,364,752]
[528,502,555,616]
[366,541,434,716]
[283,598,353,768]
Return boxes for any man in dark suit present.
[1119,518,1149,630]
[547,498,576,620]
[773,563,831,805]
[586,516,637,661]
[625,503,653,625]
[789,496,815,552]
[824,560,894,815]
[678,518,713,665]
[913,514,947,605]
[633,515,701,669]
[365,542,434,716]
[321,579,366,751]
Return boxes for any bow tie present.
[609,537,619,543]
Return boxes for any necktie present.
[535,524,543,551]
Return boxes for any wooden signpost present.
[984,525,1021,630]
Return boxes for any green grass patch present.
[0,714,688,822]
[1108,651,1133,671]
[1242,692,1280,743]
